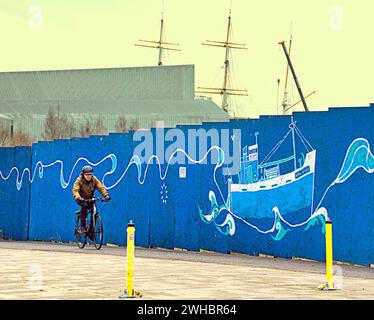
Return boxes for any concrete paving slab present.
[0,240,374,300]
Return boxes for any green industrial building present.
[0,64,228,144]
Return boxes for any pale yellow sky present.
[0,0,373,117]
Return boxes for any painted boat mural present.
[229,120,316,220]
[198,121,374,241]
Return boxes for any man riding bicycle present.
[72,165,111,233]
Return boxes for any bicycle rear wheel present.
[92,213,103,250]
[75,215,87,249]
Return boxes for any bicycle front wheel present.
[92,214,103,250]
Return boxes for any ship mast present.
[196,10,248,116]
[222,13,233,112]
[279,39,317,115]
[135,2,181,66]
[279,40,310,112]
[281,36,293,115]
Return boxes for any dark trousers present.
[80,202,94,229]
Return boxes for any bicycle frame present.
[75,197,107,249]
[87,202,98,237]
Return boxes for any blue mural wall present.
[0,105,373,265]
[0,146,31,240]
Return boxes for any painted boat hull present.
[229,150,315,219]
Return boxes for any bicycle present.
[74,197,108,250]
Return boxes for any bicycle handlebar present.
[82,197,108,203]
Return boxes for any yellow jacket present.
[72,174,109,200]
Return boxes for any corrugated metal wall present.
[0,146,31,240]
[0,65,229,142]
[0,118,12,131]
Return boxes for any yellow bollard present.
[126,221,135,297]
[119,221,142,298]
[318,217,337,290]
[325,220,334,289]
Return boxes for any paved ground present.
[0,240,374,300]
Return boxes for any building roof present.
[0,64,195,102]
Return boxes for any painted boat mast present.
[291,115,297,170]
